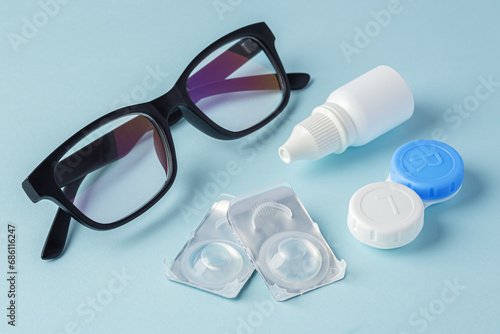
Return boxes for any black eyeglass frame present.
[22,22,310,259]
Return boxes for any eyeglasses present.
[22,22,310,260]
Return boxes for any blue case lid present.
[390,140,464,201]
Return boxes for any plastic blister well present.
[165,195,254,298]
[227,182,346,301]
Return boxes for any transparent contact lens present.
[183,241,247,288]
[259,232,329,289]
[268,236,322,282]
[165,195,254,298]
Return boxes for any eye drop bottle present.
[279,65,414,163]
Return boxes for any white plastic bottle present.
[279,65,414,163]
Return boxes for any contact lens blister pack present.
[165,195,254,298]
[227,182,346,301]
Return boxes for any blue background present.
[1,0,499,333]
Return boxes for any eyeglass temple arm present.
[55,117,167,188]
[192,38,310,88]
[288,73,310,90]
[43,134,117,259]
[44,120,168,259]
[166,36,309,120]
[42,143,130,260]
[186,38,311,90]
[44,133,124,259]
[200,37,310,88]
[167,74,308,124]
[188,73,310,104]
[41,178,83,259]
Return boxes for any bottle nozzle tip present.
[278,146,292,164]
[278,126,317,163]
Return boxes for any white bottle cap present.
[278,104,351,163]
[347,182,424,249]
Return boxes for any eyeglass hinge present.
[22,178,40,203]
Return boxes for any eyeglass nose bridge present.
[151,87,187,125]
[151,87,225,139]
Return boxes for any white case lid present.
[347,182,424,249]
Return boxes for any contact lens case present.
[227,182,346,301]
[348,140,464,249]
[165,195,254,298]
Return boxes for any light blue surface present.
[390,139,464,200]
[1,1,499,333]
